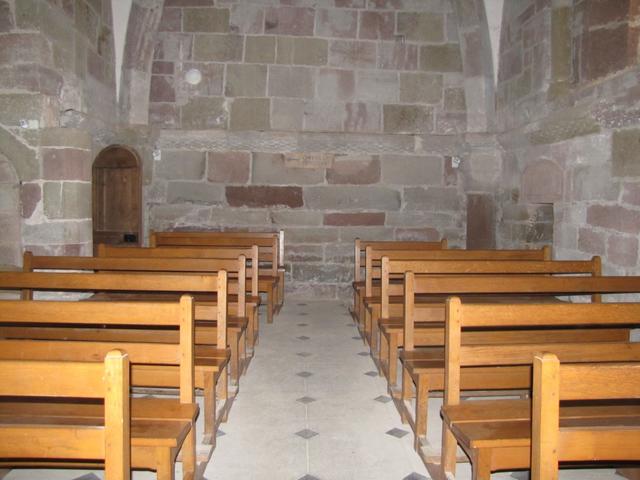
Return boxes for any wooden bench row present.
[352,237,640,479]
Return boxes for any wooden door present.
[92,145,142,249]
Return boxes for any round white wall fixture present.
[185,68,202,85]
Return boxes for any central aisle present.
[205,301,429,480]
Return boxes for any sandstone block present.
[608,235,638,267]
[265,6,315,36]
[153,33,193,62]
[622,182,640,206]
[292,263,350,283]
[344,102,382,133]
[0,1,13,32]
[150,75,175,102]
[397,12,444,42]
[380,155,442,185]
[157,151,205,180]
[209,208,270,226]
[581,24,631,81]
[225,64,267,97]
[167,181,224,204]
[285,227,340,243]
[587,205,640,234]
[229,3,264,34]
[571,166,619,201]
[339,226,394,243]
[285,245,323,263]
[304,186,400,210]
[181,97,227,129]
[268,66,314,98]
[303,101,345,132]
[404,186,459,211]
[292,38,328,66]
[444,87,466,111]
[0,94,44,127]
[420,44,462,72]
[183,7,230,33]
[383,104,433,133]
[20,183,40,219]
[0,127,39,181]
[359,11,394,40]
[356,70,399,103]
[42,148,91,181]
[326,155,380,184]
[207,151,250,184]
[193,34,243,62]
[522,159,563,203]
[227,186,303,208]
[230,98,270,131]
[613,129,640,176]
[271,98,305,131]
[158,7,181,32]
[180,62,224,96]
[435,112,466,134]
[323,212,385,226]
[317,68,354,101]
[395,227,441,241]
[270,210,323,226]
[286,282,337,300]
[40,128,92,149]
[578,227,605,255]
[43,182,91,219]
[253,152,324,185]
[400,73,443,104]
[245,36,276,63]
[328,40,377,69]
[149,104,180,128]
[316,8,357,38]
[378,42,418,70]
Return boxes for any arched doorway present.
[0,154,21,268]
[92,145,142,249]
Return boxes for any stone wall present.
[146,0,469,299]
[495,0,640,275]
[0,0,117,261]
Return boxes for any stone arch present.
[449,0,497,133]
[119,0,165,124]
[0,155,22,268]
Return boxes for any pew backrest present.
[531,353,640,480]
[0,350,130,479]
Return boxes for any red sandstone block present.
[335,0,366,7]
[577,227,605,255]
[152,61,175,75]
[207,152,250,184]
[42,148,91,181]
[622,182,640,206]
[359,11,395,40]
[581,24,631,81]
[265,6,315,36]
[585,0,630,27]
[226,186,303,208]
[20,183,41,219]
[316,8,357,38]
[326,155,380,184]
[159,7,182,32]
[587,204,640,235]
[608,235,639,267]
[323,212,385,226]
[150,75,176,102]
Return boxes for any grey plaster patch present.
[295,428,318,439]
[386,428,409,438]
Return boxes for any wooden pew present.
[438,296,640,480]
[0,296,198,479]
[151,230,283,323]
[23,252,249,386]
[398,273,640,464]
[351,239,448,323]
[360,245,551,346]
[531,353,640,480]
[377,257,600,387]
[0,271,229,448]
[0,350,130,480]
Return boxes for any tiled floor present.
[1,300,629,479]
